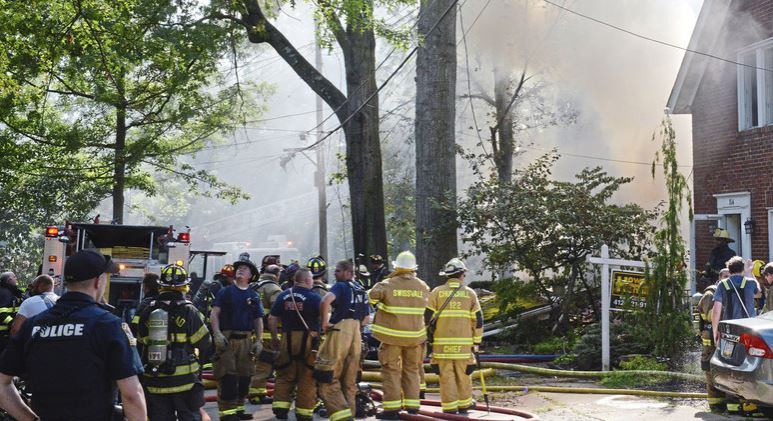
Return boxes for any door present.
[725,213,742,256]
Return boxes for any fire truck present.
[41,222,191,319]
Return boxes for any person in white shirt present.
[10,275,59,336]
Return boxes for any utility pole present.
[314,32,328,260]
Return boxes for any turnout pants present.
[437,359,473,413]
[701,330,725,412]
[213,331,255,420]
[378,342,423,413]
[146,384,205,421]
[272,330,318,420]
[316,319,361,421]
[249,336,278,398]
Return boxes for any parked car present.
[711,311,773,416]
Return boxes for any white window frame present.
[768,208,773,262]
[737,38,773,131]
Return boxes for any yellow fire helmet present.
[752,260,766,278]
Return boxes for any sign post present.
[587,245,645,371]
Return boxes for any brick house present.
[668,0,773,281]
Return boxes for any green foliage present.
[532,336,568,354]
[309,0,416,50]
[0,0,266,219]
[619,355,667,371]
[457,153,656,327]
[600,356,667,388]
[572,322,650,370]
[635,116,693,359]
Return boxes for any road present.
[202,385,729,420]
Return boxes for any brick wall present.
[692,0,773,266]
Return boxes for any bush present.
[533,337,567,354]
[618,355,667,371]
[572,322,649,370]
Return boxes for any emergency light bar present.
[177,232,190,243]
[45,226,59,238]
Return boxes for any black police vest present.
[25,301,121,421]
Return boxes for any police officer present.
[210,258,264,421]
[427,258,483,415]
[0,271,22,354]
[314,260,371,421]
[137,264,211,421]
[270,268,322,421]
[368,251,429,418]
[248,264,283,404]
[0,250,146,421]
[307,256,330,297]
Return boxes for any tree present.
[0,0,259,223]
[415,0,458,286]
[211,0,411,261]
[456,154,655,331]
[0,137,102,279]
[635,116,693,358]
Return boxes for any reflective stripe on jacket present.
[368,273,429,346]
[428,280,483,360]
[137,291,211,394]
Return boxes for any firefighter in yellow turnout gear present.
[248,265,283,404]
[427,258,483,414]
[269,268,322,421]
[368,251,429,419]
[698,283,725,413]
[314,260,371,421]
[137,264,212,420]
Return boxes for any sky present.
[118,0,705,266]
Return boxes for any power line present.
[541,0,773,73]
[301,0,460,151]
[455,131,692,168]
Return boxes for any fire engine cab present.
[42,222,191,319]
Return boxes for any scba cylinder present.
[147,307,169,367]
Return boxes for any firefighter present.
[248,264,283,404]
[314,260,371,421]
[192,264,235,321]
[269,268,322,421]
[368,251,429,418]
[210,258,264,421]
[307,256,330,297]
[136,264,211,420]
[0,272,22,354]
[355,265,371,289]
[368,255,390,287]
[696,282,724,413]
[130,272,160,335]
[426,258,483,415]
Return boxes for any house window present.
[737,39,773,131]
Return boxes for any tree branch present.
[460,93,495,106]
[240,0,347,117]
[492,68,531,132]
[316,0,351,52]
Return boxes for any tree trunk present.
[415,0,457,287]
[241,0,388,262]
[341,17,388,263]
[493,68,514,183]
[112,104,126,224]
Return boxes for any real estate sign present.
[610,270,648,311]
